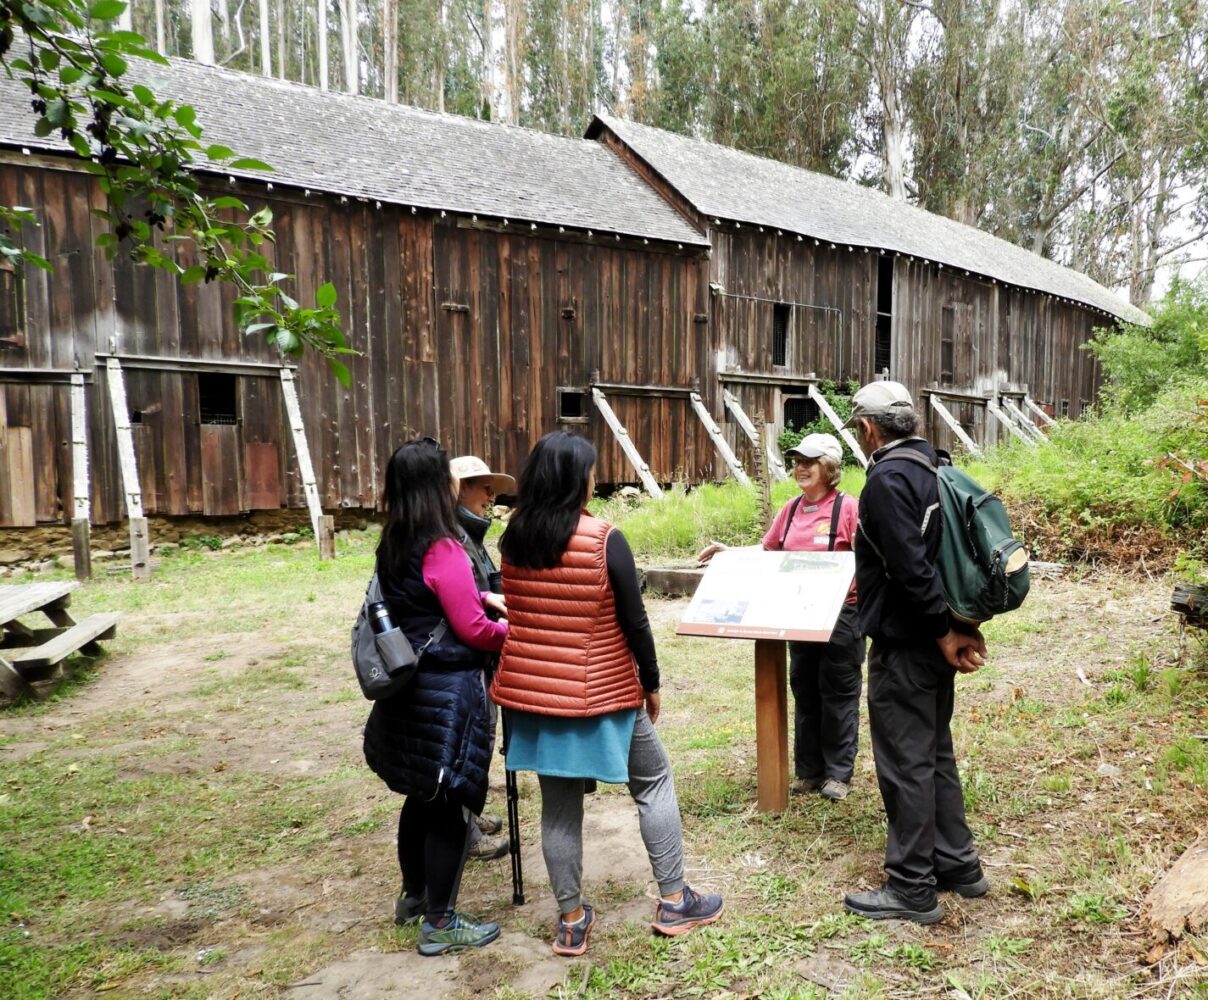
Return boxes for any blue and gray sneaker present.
[651,884,724,937]
[417,912,501,956]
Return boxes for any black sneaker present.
[394,891,427,926]
[844,887,943,924]
[936,874,990,898]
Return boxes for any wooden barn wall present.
[0,158,713,525]
[708,227,876,467]
[889,258,1113,454]
[432,222,713,485]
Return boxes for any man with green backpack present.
[841,380,1021,925]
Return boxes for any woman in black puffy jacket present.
[362,438,508,956]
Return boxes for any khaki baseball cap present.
[785,432,843,463]
[842,380,914,428]
[449,455,516,494]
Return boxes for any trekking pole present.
[501,710,525,904]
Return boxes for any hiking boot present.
[552,903,595,957]
[475,813,504,836]
[394,891,427,926]
[820,779,850,801]
[936,873,990,898]
[844,887,943,925]
[651,884,724,937]
[790,776,822,795]
[417,913,501,956]
[468,835,509,862]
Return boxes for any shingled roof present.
[590,114,1148,325]
[0,59,707,248]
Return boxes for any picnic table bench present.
[0,582,119,701]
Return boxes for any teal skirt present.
[504,708,638,783]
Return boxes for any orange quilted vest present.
[490,513,643,717]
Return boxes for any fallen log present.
[1143,830,1208,940]
[1172,583,1208,629]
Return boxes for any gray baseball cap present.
[842,380,914,428]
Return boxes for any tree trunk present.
[340,0,358,93]
[118,2,132,30]
[217,0,230,54]
[503,0,524,124]
[382,0,398,102]
[154,0,167,54]
[193,0,215,64]
[318,0,328,90]
[258,0,272,75]
[276,0,286,78]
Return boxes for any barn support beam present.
[689,392,751,487]
[279,369,332,558]
[1023,395,1057,428]
[69,373,91,581]
[927,395,983,458]
[103,359,150,580]
[807,384,868,468]
[721,389,788,482]
[590,388,663,498]
[986,398,1035,445]
[1001,397,1047,443]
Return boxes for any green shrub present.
[1087,277,1207,414]
[776,378,860,464]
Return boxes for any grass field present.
[2,531,1207,998]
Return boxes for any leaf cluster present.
[0,0,351,382]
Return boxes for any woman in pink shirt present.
[698,432,865,801]
[361,438,508,956]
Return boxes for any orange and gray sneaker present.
[651,884,724,936]
[552,903,595,956]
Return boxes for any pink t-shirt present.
[762,490,858,603]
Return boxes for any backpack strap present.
[827,491,845,552]
[876,448,937,473]
[778,494,805,550]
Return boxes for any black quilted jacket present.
[361,544,493,814]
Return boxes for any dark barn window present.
[772,303,791,367]
[940,305,955,385]
[782,395,817,434]
[1060,399,1070,417]
[0,266,24,344]
[199,373,238,425]
[875,255,893,375]
[557,387,589,423]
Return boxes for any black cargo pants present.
[867,640,981,905]
[789,604,866,784]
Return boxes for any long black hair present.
[500,431,597,569]
[376,437,461,581]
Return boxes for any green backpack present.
[878,449,1030,624]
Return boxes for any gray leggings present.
[537,711,685,915]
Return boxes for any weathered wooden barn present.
[0,58,1146,544]
[0,57,715,540]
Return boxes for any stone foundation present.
[0,509,382,575]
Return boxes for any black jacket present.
[362,544,492,814]
[456,506,499,595]
[854,438,950,645]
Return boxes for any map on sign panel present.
[677,548,854,643]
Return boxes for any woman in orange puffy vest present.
[491,431,724,958]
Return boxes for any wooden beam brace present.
[279,369,327,548]
[1023,395,1057,427]
[590,388,663,498]
[97,351,297,378]
[104,358,151,580]
[807,384,868,468]
[1001,397,1048,443]
[70,373,92,581]
[986,398,1034,445]
[928,395,983,457]
[722,389,788,482]
[689,392,751,487]
[589,380,695,398]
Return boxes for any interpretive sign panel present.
[676,548,854,642]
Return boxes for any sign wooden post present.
[677,548,854,815]
[754,639,789,812]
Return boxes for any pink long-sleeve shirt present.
[422,537,508,651]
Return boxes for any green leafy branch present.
[0,0,352,384]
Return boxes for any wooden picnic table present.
[0,582,119,701]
